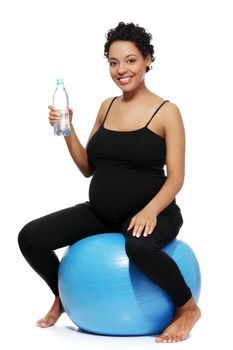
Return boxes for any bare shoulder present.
[163,101,184,131]
[97,97,116,123]
[164,101,182,119]
[86,97,116,145]
[100,97,115,109]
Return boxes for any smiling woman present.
[108,41,151,91]
[104,22,155,73]
[18,21,201,344]
[105,23,154,93]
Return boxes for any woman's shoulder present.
[150,93,180,111]
[161,101,184,138]
[163,101,182,124]
[100,96,117,109]
[97,97,117,122]
[146,92,180,113]
[148,93,182,121]
[164,101,181,114]
[149,95,183,136]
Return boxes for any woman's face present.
[108,40,151,93]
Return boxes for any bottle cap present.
[57,79,64,85]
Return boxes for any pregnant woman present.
[18,22,201,343]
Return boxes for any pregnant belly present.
[88,168,166,222]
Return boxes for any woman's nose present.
[117,63,128,74]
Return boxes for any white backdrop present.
[1,0,232,349]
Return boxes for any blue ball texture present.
[58,233,201,335]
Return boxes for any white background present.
[1,0,232,349]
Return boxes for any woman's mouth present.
[117,76,134,85]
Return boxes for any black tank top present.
[86,97,177,222]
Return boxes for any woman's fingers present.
[127,217,136,231]
[127,209,157,238]
[133,220,145,237]
[48,105,56,111]
[48,106,73,125]
[49,115,60,125]
[129,219,156,238]
[48,106,60,126]
[143,222,155,237]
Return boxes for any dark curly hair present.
[104,22,155,73]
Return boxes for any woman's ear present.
[145,55,152,68]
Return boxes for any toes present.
[36,319,48,328]
[163,334,172,343]
[155,334,170,343]
[155,336,163,343]
[155,334,168,343]
[156,333,185,343]
[36,316,56,328]
[36,318,44,326]
[173,335,181,342]
[179,333,186,342]
[37,322,48,328]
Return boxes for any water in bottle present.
[52,79,71,136]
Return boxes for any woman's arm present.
[127,102,185,237]
[146,102,185,215]
[64,124,92,177]
[63,98,113,178]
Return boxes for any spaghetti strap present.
[101,96,118,126]
[145,100,170,127]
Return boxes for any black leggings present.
[18,201,191,307]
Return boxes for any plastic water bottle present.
[52,79,71,136]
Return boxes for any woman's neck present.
[122,84,152,103]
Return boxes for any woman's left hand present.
[127,206,157,238]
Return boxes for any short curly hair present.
[104,22,155,73]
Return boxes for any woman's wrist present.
[145,202,160,217]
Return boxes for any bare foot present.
[36,296,64,328]
[156,297,201,343]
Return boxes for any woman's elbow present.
[168,173,184,190]
[82,169,93,178]
[84,172,93,178]
[83,167,95,178]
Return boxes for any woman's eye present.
[109,61,117,66]
[128,59,136,64]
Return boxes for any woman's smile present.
[117,75,134,85]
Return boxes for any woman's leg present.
[121,211,201,342]
[18,201,112,327]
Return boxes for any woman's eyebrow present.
[109,54,137,60]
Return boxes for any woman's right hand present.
[48,105,73,127]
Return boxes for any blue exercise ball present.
[58,233,201,336]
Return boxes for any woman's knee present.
[125,235,155,262]
[18,220,40,254]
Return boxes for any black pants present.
[18,201,191,307]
